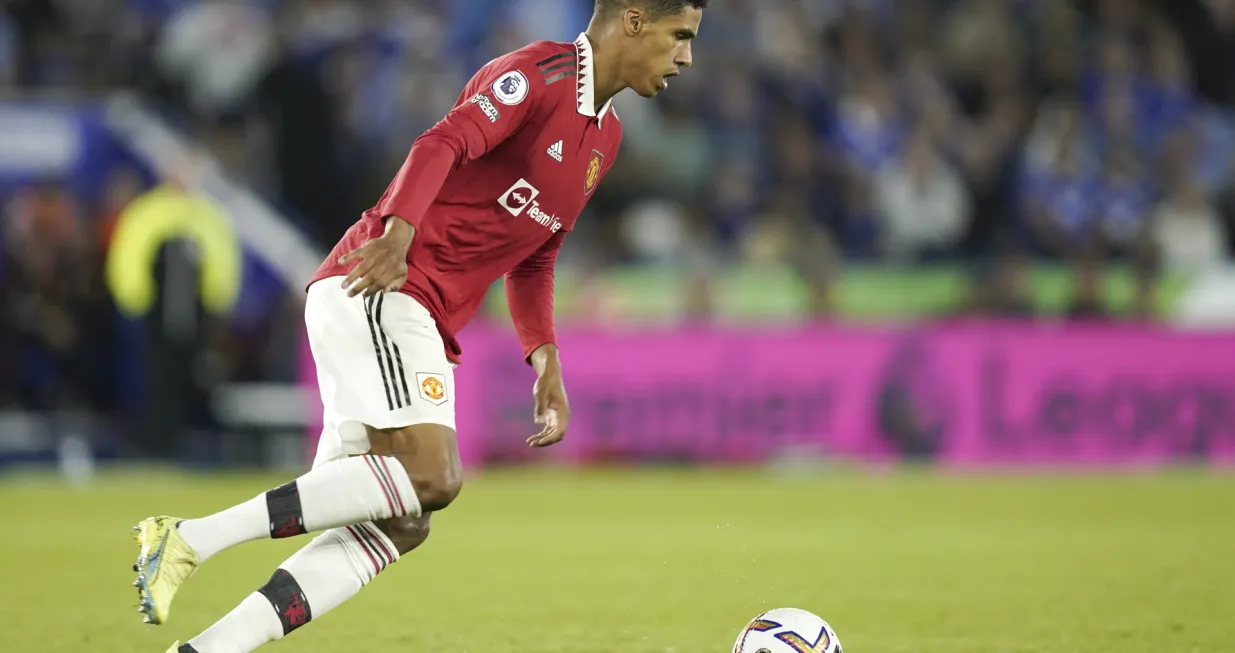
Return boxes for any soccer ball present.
[732,607,842,653]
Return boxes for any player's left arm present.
[506,231,569,447]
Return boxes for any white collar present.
[574,33,613,126]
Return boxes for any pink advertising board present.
[302,323,1235,468]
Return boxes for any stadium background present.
[1,1,1233,652]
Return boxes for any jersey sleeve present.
[505,230,565,363]
[445,60,549,161]
[368,53,552,229]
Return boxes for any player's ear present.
[622,7,646,36]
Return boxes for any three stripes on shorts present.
[364,293,412,411]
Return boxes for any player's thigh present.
[362,290,462,508]
[305,281,458,456]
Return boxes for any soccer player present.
[131,1,705,651]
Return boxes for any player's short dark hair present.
[594,0,709,21]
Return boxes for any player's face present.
[631,8,702,97]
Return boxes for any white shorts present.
[305,277,455,469]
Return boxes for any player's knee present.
[376,514,432,555]
[370,422,463,513]
[389,424,463,512]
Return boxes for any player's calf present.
[172,516,433,652]
[173,451,421,567]
[175,523,400,653]
[160,421,457,608]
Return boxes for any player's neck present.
[583,25,624,111]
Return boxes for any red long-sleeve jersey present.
[309,34,622,364]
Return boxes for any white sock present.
[178,455,419,562]
[183,523,399,653]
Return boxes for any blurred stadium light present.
[102,93,325,292]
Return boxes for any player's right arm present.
[370,61,548,232]
[339,51,551,297]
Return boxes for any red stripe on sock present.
[364,455,399,510]
[353,523,391,568]
[345,525,383,575]
[358,522,397,566]
[359,524,393,571]
[375,455,408,516]
[362,456,398,517]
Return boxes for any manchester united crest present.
[422,376,444,400]
[584,149,604,194]
[416,372,448,405]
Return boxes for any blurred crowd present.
[3,0,1235,449]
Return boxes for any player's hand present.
[528,359,570,448]
[339,218,415,297]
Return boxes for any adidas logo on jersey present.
[546,140,563,162]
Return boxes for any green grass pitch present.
[2,467,1231,652]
